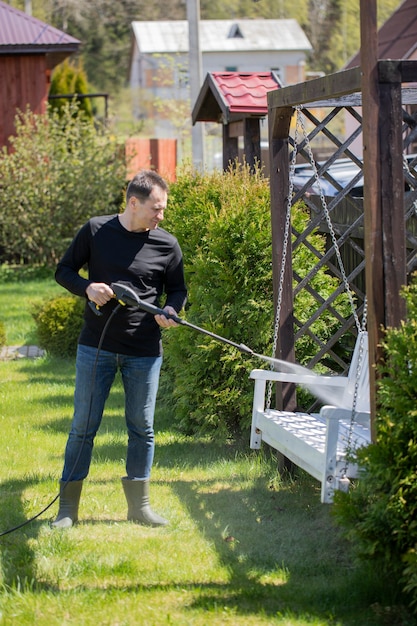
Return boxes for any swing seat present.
[249,331,371,503]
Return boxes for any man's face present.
[132,186,167,231]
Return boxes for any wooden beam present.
[228,120,244,137]
[267,63,417,114]
[268,67,362,110]
[361,0,379,440]
[378,59,417,84]
[379,79,406,326]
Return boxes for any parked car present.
[292,154,417,198]
[291,158,363,197]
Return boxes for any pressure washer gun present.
[88,282,183,322]
[87,283,328,387]
[111,282,182,322]
[88,282,255,356]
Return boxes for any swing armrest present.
[320,405,370,425]
[249,369,348,388]
[250,369,349,408]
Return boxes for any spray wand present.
[105,283,344,387]
[96,283,283,367]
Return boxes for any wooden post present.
[222,124,238,170]
[268,105,297,411]
[378,61,406,328]
[360,0,380,439]
[360,1,406,439]
[243,118,261,172]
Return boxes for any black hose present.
[0,305,122,538]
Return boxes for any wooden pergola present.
[268,1,417,439]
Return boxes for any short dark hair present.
[126,170,168,202]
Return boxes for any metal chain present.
[341,317,367,477]
[265,106,301,411]
[297,111,362,333]
[296,110,370,473]
[266,105,369,445]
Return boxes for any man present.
[52,169,187,528]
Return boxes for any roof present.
[345,0,417,69]
[192,71,281,124]
[132,19,312,54]
[0,0,80,55]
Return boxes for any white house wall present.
[130,47,307,111]
[202,50,306,84]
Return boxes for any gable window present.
[227,23,244,38]
[271,67,283,84]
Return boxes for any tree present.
[333,275,417,614]
[304,0,342,74]
[49,58,93,118]
[48,0,186,93]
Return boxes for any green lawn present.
[0,266,61,346]
[0,272,405,625]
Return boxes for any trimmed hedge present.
[161,164,351,437]
[32,295,84,358]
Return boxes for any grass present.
[0,270,410,625]
[0,266,61,346]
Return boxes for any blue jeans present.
[62,344,162,482]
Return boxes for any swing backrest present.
[341,331,370,413]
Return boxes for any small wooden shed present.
[0,1,80,149]
[192,71,281,171]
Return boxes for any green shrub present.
[0,320,6,349]
[161,164,351,438]
[333,274,417,614]
[50,59,93,118]
[32,295,84,358]
[0,103,125,266]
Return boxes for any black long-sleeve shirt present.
[55,214,187,356]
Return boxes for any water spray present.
[104,283,347,408]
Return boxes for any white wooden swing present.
[250,107,371,503]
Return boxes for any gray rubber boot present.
[51,480,83,529]
[121,477,168,527]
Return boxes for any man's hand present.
[154,306,179,328]
[86,282,114,307]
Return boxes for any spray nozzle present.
[88,282,141,316]
[111,282,141,307]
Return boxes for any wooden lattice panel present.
[286,100,417,375]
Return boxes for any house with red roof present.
[0,0,80,148]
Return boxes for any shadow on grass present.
[0,453,402,625]
[0,358,405,625]
[0,476,59,592]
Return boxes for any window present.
[228,23,244,38]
